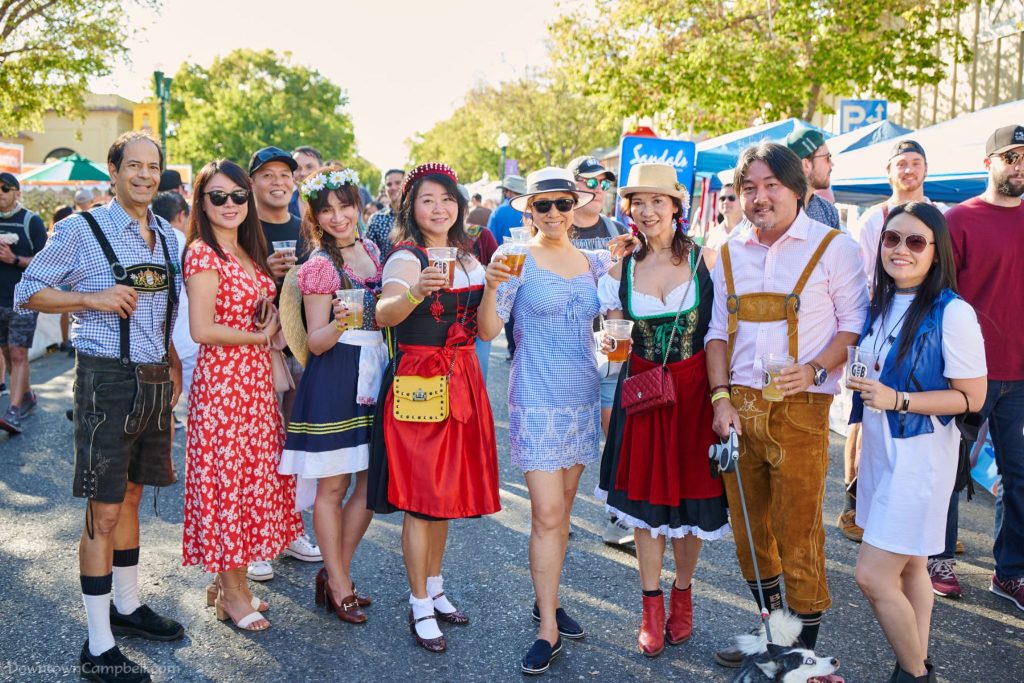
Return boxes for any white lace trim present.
[594,486,732,541]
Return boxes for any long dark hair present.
[300,164,363,289]
[620,194,694,265]
[869,201,957,363]
[185,160,270,276]
[392,172,472,254]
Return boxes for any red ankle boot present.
[638,593,665,657]
[666,582,693,645]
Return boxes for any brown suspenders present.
[722,229,840,367]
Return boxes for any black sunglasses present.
[205,189,250,206]
[719,194,737,202]
[531,198,575,214]
[583,178,612,191]
[0,185,15,193]
[881,229,934,253]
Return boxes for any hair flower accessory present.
[300,167,360,201]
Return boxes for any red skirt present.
[382,343,501,519]
[615,350,724,506]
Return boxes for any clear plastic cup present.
[335,288,365,328]
[761,353,794,402]
[272,240,297,258]
[847,345,881,413]
[602,319,635,363]
[509,227,531,243]
[494,242,527,277]
[427,247,458,289]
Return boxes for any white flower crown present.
[300,168,360,201]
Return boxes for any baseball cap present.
[785,128,826,159]
[986,125,1024,156]
[567,155,616,181]
[248,146,298,175]
[74,189,92,204]
[888,140,927,163]
[158,169,183,192]
[0,172,19,190]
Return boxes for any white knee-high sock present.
[81,574,115,656]
[112,547,141,615]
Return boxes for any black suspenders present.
[78,211,178,366]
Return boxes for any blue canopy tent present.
[826,120,913,155]
[831,99,1024,204]
[695,118,832,186]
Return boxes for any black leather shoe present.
[521,637,562,675]
[110,604,184,641]
[531,602,584,639]
[80,641,152,683]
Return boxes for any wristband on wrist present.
[901,391,911,414]
[892,391,900,411]
[405,288,423,306]
[711,391,731,404]
[709,384,730,395]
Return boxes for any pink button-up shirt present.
[706,211,869,394]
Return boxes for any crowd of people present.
[2,121,1022,682]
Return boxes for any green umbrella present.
[18,153,110,185]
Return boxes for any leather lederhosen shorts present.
[72,354,177,503]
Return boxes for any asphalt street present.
[0,342,1020,682]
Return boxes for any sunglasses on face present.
[0,185,14,193]
[719,194,737,202]
[531,198,575,214]
[205,189,250,206]
[582,178,612,191]
[994,150,1024,166]
[881,229,934,253]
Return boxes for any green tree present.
[0,0,154,136]
[167,49,355,169]
[549,0,972,135]
[407,74,621,180]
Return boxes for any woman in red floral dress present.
[181,160,304,631]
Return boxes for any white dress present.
[856,294,986,556]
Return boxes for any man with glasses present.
[942,125,1024,613]
[567,156,628,250]
[707,170,745,252]
[0,173,47,434]
[785,128,842,231]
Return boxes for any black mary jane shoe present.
[531,602,585,639]
[80,641,152,683]
[408,609,447,653]
[521,637,563,675]
[110,604,185,641]
[433,590,470,625]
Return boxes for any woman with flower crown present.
[278,165,388,625]
[367,162,500,654]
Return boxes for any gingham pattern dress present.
[496,249,610,472]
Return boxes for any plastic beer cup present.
[761,353,794,401]
[335,288,365,328]
[603,319,635,363]
[847,345,881,413]
[427,247,458,289]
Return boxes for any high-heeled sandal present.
[315,568,371,608]
[408,609,446,653]
[432,591,469,625]
[215,582,270,632]
[206,575,268,612]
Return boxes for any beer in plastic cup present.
[847,345,881,413]
[272,240,297,258]
[761,353,794,402]
[335,288,365,328]
[603,319,635,363]
[427,247,458,289]
[495,243,527,277]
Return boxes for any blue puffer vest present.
[850,288,958,438]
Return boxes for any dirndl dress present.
[367,244,501,520]
[596,252,730,539]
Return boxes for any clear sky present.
[90,0,566,169]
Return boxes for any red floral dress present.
[181,241,303,572]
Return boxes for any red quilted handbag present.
[621,364,675,415]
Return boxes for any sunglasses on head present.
[881,229,934,253]
[531,198,575,214]
[582,177,612,191]
[0,185,14,193]
[994,150,1024,166]
[719,194,737,202]
[205,189,250,206]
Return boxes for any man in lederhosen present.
[16,131,184,683]
[705,142,868,666]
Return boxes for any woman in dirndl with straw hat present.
[595,162,729,658]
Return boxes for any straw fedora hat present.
[510,167,594,212]
[617,163,688,201]
[279,266,309,367]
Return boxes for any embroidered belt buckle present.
[126,263,170,293]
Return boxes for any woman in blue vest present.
[849,202,987,683]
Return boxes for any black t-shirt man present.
[260,214,307,308]
[0,207,47,307]
[571,214,628,251]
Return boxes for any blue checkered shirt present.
[14,200,181,363]
[366,208,396,257]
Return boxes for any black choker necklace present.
[895,284,920,293]
[338,238,361,248]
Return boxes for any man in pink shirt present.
[705,142,868,666]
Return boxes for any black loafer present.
[80,641,152,683]
[531,602,585,639]
[521,637,563,675]
[110,604,185,641]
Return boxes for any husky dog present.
[731,611,843,683]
